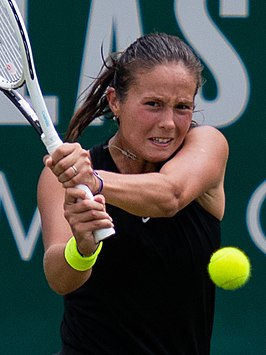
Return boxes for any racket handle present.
[76,184,115,243]
[41,135,115,242]
[41,133,64,154]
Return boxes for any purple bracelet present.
[93,171,104,194]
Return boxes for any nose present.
[158,108,176,130]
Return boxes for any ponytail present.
[65,56,117,142]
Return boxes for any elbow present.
[54,287,72,297]
[47,281,66,296]
[160,202,180,218]
[157,190,181,218]
[43,267,69,296]
[43,252,66,295]
[44,270,83,296]
[162,208,179,218]
[43,250,92,296]
[46,275,69,296]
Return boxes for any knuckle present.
[80,199,90,209]
[92,220,107,230]
[57,160,68,171]
[73,142,81,150]
[89,209,98,219]
[81,149,89,157]
[56,145,65,155]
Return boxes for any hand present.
[63,187,114,255]
[44,142,98,191]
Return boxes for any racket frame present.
[0,0,115,242]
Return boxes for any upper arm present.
[160,125,229,216]
[37,167,72,251]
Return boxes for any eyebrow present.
[143,96,194,105]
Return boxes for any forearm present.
[43,244,92,296]
[99,170,180,217]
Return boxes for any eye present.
[175,103,193,111]
[145,101,160,107]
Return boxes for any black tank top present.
[60,142,220,355]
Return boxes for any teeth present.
[152,138,170,143]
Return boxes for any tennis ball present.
[208,247,251,290]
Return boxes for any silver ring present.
[71,165,78,176]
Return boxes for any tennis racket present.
[0,0,115,242]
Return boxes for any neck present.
[109,144,138,160]
[108,136,138,161]
[108,135,160,174]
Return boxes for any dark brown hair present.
[65,32,204,142]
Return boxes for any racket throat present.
[41,133,63,154]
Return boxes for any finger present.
[43,155,52,167]
[65,187,87,204]
[57,165,80,184]
[65,189,106,211]
[66,209,112,224]
[77,199,107,213]
[50,143,81,176]
[87,218,114,232]
[51,143,79,165]
[93,194,106,204]
[73,218,114,237]
[54,152,92,182]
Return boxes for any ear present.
[106,87,120,116]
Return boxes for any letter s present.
[174,0,250,127]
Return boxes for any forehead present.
[130,62,197,96]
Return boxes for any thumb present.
[43,155,52,167]
[93,194,107,211]
[93,194,106,205]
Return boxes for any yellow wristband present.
[64,236,103,271]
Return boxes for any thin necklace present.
[108,144,138,160]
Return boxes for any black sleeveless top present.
[60,143,221,355]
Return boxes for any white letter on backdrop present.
[76,0,142,125]
[0,172,41,261]
[174,0,250,127]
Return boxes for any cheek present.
[120,106,151,131]
[175,115,193,132]
[118,114,142,141]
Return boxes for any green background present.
[0,1,265,354]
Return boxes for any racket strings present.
[0,0,24,85]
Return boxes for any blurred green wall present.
[0,1,265,354]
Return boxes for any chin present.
[146,153,173,164]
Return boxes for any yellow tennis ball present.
[208,247,251,290]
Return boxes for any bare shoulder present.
[150,125,228,220]
[188,126,229,219]
[186,125,228,152]
[183,125,229,173]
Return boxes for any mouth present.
[149,137,173,145]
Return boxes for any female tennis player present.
[38,33,228,354]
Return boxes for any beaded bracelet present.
[93,171,104,195]
[64,236,103,271]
